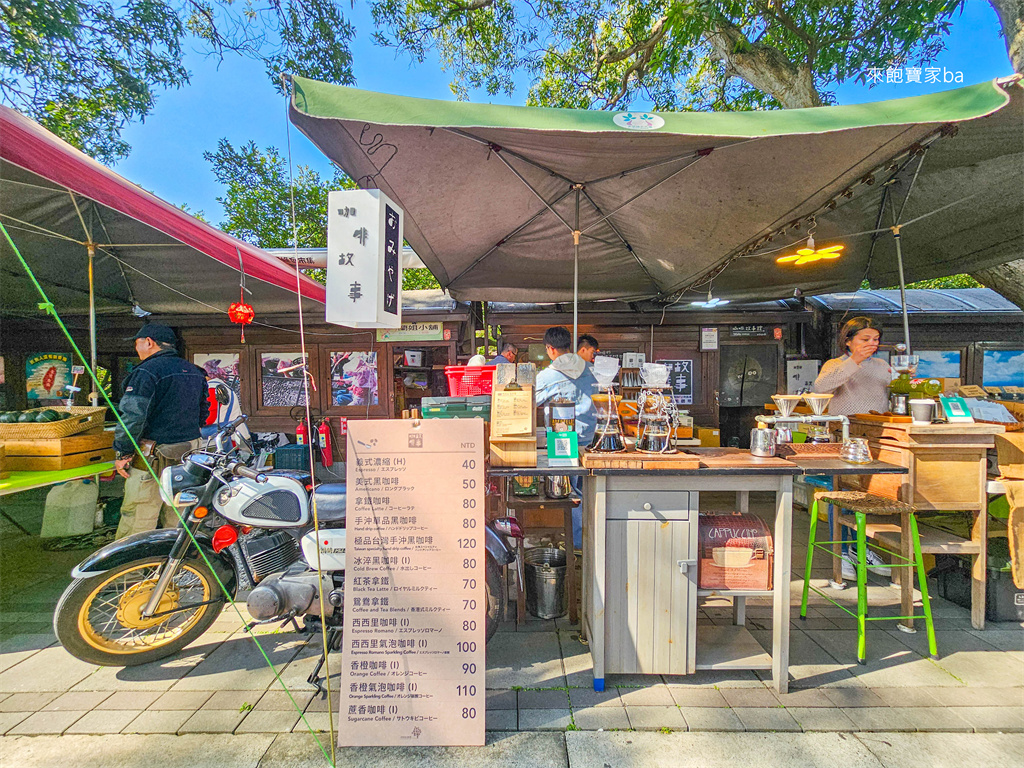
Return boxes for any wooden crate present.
[2,428,113,456]
[6,448,115,472]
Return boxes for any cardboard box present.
[696,427,720,447]
[938,378,962,397]
[994,432,1024,480]
[698,513,773,591]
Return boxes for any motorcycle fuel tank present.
[301,529,347,571]
[214,475,310,528]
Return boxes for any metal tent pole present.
[87,242,98,405]
[891,226,911,353]
[573,185,581,349]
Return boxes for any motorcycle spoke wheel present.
[77,562,212,654]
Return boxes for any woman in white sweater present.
[812,316,892,416]
[811,316,893,580]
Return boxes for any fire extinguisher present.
[295,418,309,446]
[316,418,334,468]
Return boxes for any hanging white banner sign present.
[326,189,403,329]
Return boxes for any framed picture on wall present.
[328,351,379,407]
[194,353,242,396]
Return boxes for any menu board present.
[340,419,486,747]
[656,359,694,405]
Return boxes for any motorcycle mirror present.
[215,384,231,406]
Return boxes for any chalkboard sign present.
[656,359,694,405]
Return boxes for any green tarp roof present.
[290,76,1022,304]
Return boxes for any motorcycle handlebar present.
[229,462,267,483]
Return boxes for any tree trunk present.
[705,23,824,109]
[968,1,1024,308]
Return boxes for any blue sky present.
[116,2,1013,222]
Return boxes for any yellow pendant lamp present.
[776,234,844,266]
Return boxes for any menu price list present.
[340,418,486,747]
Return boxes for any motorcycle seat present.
[312,483,346,522]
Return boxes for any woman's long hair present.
[838,316,883,354]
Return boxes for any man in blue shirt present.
[486,342,519,366]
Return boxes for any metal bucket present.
[524,548,567,619]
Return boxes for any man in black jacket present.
[114,324,207,539]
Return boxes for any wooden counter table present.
[845,418,1004,629]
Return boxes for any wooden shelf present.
[698,589,773,598]
[838,515,981,555]
[396,365,432,371]
[695,625,772,671]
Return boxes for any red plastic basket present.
[445,365,496,396]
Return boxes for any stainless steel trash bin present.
[524,548,567,619]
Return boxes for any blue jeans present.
[570,475,583,550]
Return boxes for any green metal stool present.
[799,490,938,664]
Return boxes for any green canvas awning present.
[289,75,1022,304]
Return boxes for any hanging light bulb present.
[776,233,844,266]
[690,289,730,309]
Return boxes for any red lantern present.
[229,300,254,342]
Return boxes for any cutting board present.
[582,451,700,470]
[852,412,913,424]
[681,448,797,468]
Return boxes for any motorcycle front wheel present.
[485,554,503,644]
[54,557,224,667]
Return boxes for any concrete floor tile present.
[149,690,213,710]
[626,705,685,731]
[677,707,744,731]
[0,646,98,693]
[925,687,1023,708]
[774,689,833,708]
[8,709,85,735]
[0,711,32,734]
[171,634,305,692]
[485,708,518,731]
[485,632,566,689]
[735,707,802,732]
[518,708,572,730]
[70,647,211,692]
[486,688,517,710]
[178,708,247,733]
[954,706,1024,732]
[518,688,570,709]
[123,709,192,733]
[787,707,858,732]
[853,732,1024,768]
[95,690,162,710]
[823,687,888,708]
[234,709,301,733]
[841,706,915,731]
[292,711,334,732]
[721,687,780,708]
[568,687,623,709]
[42,690,112,711]
[668,688,728,708]
[616,684,675,706]
[303,693,337,712]
[572,706,630,730]
[0,691,59,712]
[64,709,142,734]
[869,687,944,707]
[966,629,1024,653]
[893,706,973,732]
[201,689,263,710]
[661,670,764,688]
[253,689,314,712]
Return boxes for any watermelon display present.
[35,410,61,422]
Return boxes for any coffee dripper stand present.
[757,393,851,444]
[635,388,679,454]
[589,355,627,453]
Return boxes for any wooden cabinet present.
[600,480,697,676]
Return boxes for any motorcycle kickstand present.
[306,628,344,698]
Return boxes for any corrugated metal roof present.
[807,288,1021,314]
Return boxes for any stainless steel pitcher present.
[544,474,572,499]
[749,427,777,457]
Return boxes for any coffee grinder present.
[889,343,919,416]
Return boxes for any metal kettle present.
[749,425,777,457]
[544,474,572,499]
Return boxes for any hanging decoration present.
[230,245,254,342]
[776,233,844,266]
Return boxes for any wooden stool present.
[800,490,938,664]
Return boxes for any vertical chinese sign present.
[340,419,486,746]
[326,189,404,329]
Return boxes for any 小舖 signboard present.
[327,190,403,329]
[340,419,486,747]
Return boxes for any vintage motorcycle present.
[54,415,521,670]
